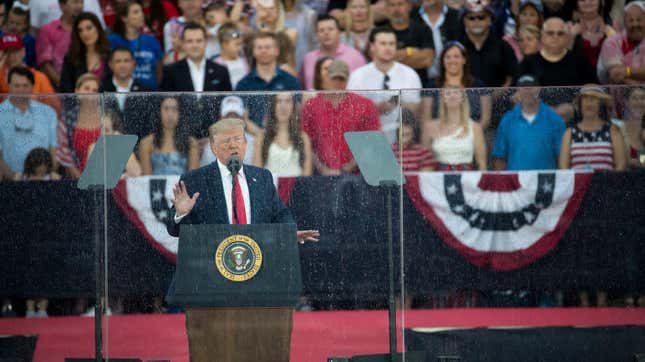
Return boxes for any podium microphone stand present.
[76,135,138,362]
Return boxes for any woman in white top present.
[253,93,313,176]
[424,87,487,170]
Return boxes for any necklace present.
[580,17,605,46]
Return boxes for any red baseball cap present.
[0,34,24,51]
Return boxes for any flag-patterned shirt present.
[391,143,437,172]
[569,124,614,171]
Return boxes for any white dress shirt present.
[113,77,134,111]
[174,158,251,224]
[187,57,206,92]
[419,6,447,80]
[346,62,422,143]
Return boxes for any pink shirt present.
[598,31,645,83]
[36,19,70,74]
[300,43,366,90]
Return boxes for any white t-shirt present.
[521,110,537,124]
[347,62,422,143]
[213,56,249,89]
[31,0,105,29]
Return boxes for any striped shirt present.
[392,143,437,172]
[569,124,614,171]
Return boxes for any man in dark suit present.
[167,117,306,235]
[160,22,232,138]
[167,117,318,362]
[101,47,152,140]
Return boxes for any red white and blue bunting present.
[113,171,592,270]
[405,171,593,271]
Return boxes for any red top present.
[301,93,380,170]
[581,36,606,69]
[391,143,436,172]
[73,127,101,171]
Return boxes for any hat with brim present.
[517,74,539,86]
[0,34,24,51]
[578,85,612,101]
[220,95,245,117]
[327,59,349,80]
[624,1,645,13]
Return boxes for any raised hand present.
[172,181,200,216]
[297,230,320,244]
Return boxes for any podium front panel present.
[171,223,301,308]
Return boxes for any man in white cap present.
[200,95,255,167]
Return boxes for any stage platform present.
[1,308,644,362]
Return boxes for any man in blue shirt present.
[235,32,301,129]
[493,75,566,170]
[0,67,58,179]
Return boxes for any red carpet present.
[1,308,644,362]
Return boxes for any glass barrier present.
[399,85,645,361]
[0,93,102,361]
[1,85,644,362]
[100,89,405,361]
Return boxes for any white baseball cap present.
[220,95,245,118]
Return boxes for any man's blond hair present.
[209,118,246,142]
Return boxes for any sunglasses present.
[221,30,241,40]
[466,15,488,21]
[544,30,567,37]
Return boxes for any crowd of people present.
[0,0,644,316]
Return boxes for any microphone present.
[227,154,242,175]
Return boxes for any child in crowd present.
[16,147,61,318]
[14,147,61,181]
[212,21,248,88]
[204,1,228,59]
[391,109,436,172]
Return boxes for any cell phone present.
[639,149,645,165]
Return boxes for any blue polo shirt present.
[235,67,302,126]
[492,101,566,170]
[0,99,57,172]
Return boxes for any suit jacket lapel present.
[179,60,195,91]
[204,61,223,91]
[244,166,261,224]
[205,162,228,224]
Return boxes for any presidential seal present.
[215,235,263,282]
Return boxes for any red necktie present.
[232,174,247,224]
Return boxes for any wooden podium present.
[167,223,302,362]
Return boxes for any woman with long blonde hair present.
[424,87,487,170]
[341,0,374,56]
